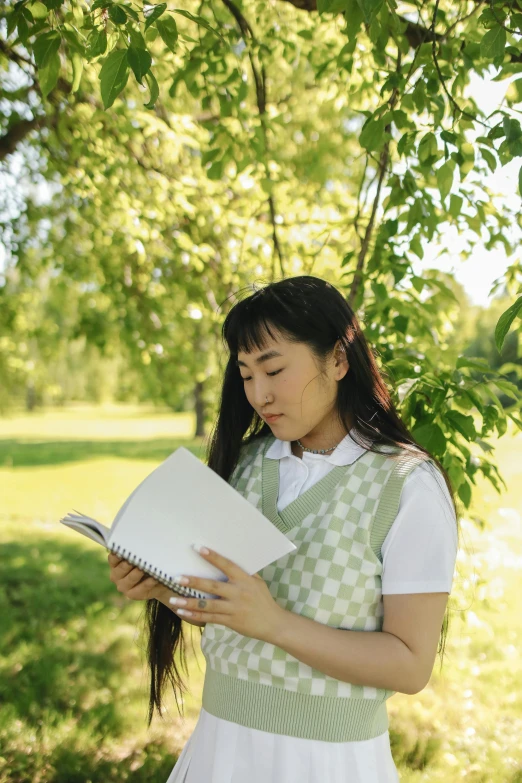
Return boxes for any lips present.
[264,414,282,421]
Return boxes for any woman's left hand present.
[168,546,285,644]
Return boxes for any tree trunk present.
[194,380,206,438]
[26,380,36,412]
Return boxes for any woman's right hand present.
[107,553,206,627]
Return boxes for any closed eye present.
[241,369,283,381]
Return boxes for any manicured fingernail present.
[172,575,189,584]
[169,597,187,606]
[176,609,192,616]
[192,544,209,555]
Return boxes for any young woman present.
[108,275,459,782]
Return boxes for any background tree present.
[1,0,522,516]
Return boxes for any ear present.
[334,342,349,380]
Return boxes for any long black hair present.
[143,275,460,725]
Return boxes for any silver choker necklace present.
[295,438,342,455]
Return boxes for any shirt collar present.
[265,427,368,467]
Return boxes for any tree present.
[1,0,522,514]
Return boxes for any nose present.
[249,379,272,410]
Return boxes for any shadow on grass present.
[0,438,209,469]
[47,740,177,783]
[4,737,178,783]
[1,536,186,781]
[1,537,138,732]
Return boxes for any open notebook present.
[60,446,296,600]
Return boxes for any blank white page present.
[107,447,296,596]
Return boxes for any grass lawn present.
[1,403,521,782]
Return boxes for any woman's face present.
[236,330,349,442]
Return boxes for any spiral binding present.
[109,542,206,599]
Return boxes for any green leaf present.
[411,421,446,456]
[410,234,423,259]
[397,131,416,156]
[494,379,520,400]
[447,460,465,491]
[33,30,61,67]
[456,356,491,371]
[480,25,506,60]
[341,251,355,268]
[127,46,152,84]
[355,0,383,24]
[462,387,484,413]
[449,193,463,217]
[359,116,385,152]
[39,50,60,97]
[88,28,107,57]
[317,0,349,11]
[27,1,48,19]
[503,116,522,142]
[393,315,409,334]
[20,4,34,20]
[418,132,438,164]
[143,69,159,108]
[201,148,221,165]
[481,147,497,172]
[71,52,83,92]
[144,2,167,30]
[172,8,220,36]
[121,3,139,21]
[519,164,522,197]
[411,275,424,293]
[436,161,453,202]
[16,13,29,43]
[342,0,364,42]
[440,130,457,145]
[108,4,127,24]
[494,295,522,352]
[99,49,129,109]
[506,77,522,103]
[6,9,20,37]
[207,161,224,180]
[128,26,146,49]
[446,410,477,441]
[457,478,472,508]
[156,16,178,52]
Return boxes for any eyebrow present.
[235,350,283,367]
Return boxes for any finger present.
[112,560,135,579]
[117,567,147,592]
[192,546,247,581]
[172,574,231,598]
[170,595,228,614]
[109,559,134,584]
[126,576,159,599]
[172,608,227,624]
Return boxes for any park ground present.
[0,404,521,782]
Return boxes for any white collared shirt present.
[265,430,458,595]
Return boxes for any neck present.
[291,428,352,460]
[295,415,353,456]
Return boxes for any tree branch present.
[220,0,284,279]
[0,116,46,160]
[431,0,489,128]
[348,49,402,308]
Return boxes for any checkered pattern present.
[201,435,414,700]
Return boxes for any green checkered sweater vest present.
[201,433,431,742]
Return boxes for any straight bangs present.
[222,291,303,358]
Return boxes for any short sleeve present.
[381,461,458,595]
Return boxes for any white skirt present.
[166,708,400,783]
